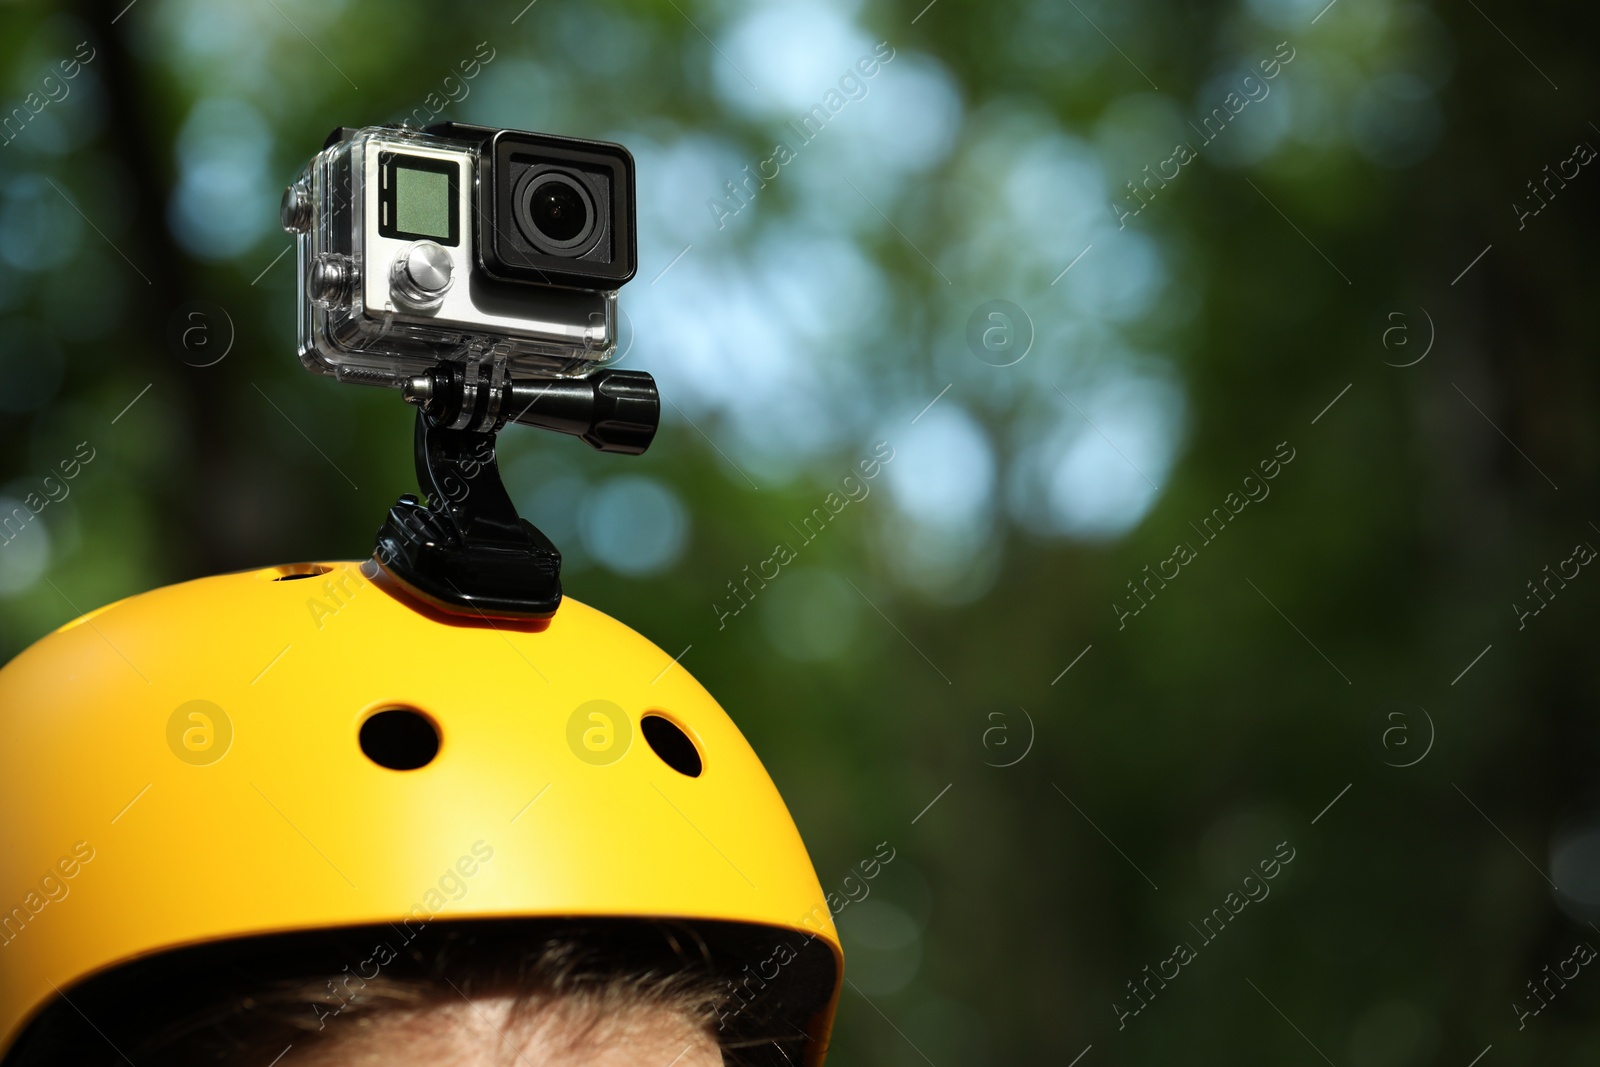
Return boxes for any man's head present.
[4,918,835,1067]
[124,922,734,1066]
[266,930,726,1067]
[281,993,720,1067]
[0,572,842,1066]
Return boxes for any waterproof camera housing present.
[281,122,637,386]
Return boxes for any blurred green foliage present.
[3,0,1599,1062]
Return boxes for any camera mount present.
[284,121,653,620]
[374,363,660,620]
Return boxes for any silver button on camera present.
[309,253,352,307]
[280,179,312,234]
[390,241,453,310]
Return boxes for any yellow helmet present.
[0,561,842,1063]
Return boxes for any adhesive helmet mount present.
[379,358,661,620]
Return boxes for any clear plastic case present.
[283,126,619,390]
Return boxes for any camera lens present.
[482,131,635,285]
[512,169,598,255]
[530,181,588,242]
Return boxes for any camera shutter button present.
[391,242,453,309]
[406,243,452,291]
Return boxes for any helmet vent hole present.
[360,708,440,770]
[641,714,701,778]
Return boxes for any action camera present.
[281,122,637,385]
[281,122,657,621]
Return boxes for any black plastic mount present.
[374,364,659,620]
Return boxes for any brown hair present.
[5,918,834,1067]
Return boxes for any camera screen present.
[396,168,449,238]
[379,152,459,246]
